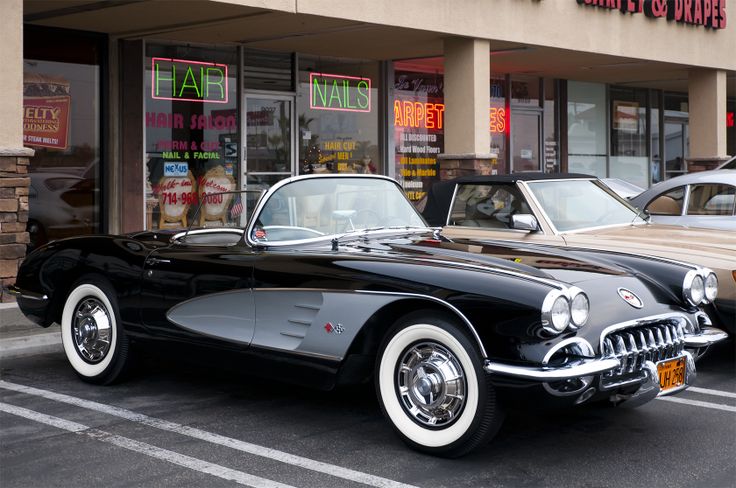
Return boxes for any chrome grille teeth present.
[602,320,688,385]
[626,333,638,373]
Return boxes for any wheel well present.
[337,298,482,385]
[46,271,108,325]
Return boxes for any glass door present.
[243,94,295,192]
[664,119,689,180]
[511,111,542,173]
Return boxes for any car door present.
[140,231,256,348]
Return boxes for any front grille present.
[600,319,686,388]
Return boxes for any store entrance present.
[243,94,295,191]
[663,119,689,180]
[511,111,542,173]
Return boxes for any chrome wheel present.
[397,341,467,428]
[72,297,112,363]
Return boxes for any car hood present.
[376,236,630,286]
[566,223,736,266]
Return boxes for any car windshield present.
[526,179,646,232]
[251,177,427,243]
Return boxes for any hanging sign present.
[310,73,371,112]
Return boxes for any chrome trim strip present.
[483,357,621,381]
[250,287,491,359]
[173,227,244,242]
[446,183,460,226]
[396,256,566,290]
[6,285,48,301]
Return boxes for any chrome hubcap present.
[72,298,112,363]
[396,341,466,427]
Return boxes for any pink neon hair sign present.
[309,72,371,113]
[151,57,229,104]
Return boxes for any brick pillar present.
[0,149,33,302]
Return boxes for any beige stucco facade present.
[3,0,736,241]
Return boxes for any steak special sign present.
[576,0,727,29]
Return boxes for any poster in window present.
[22,73,71,150]
[613,101,639,133]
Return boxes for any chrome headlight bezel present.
[704,271,718,303]
[683,270,705,306]
[541,290,571,334]
[569,289,590,329]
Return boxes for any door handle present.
[145,257,171,266]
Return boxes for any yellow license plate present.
[657,357,686,391]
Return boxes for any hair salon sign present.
[576,0,727,29]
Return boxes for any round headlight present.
[570,292,590,328]
[704,272,718,302]
[689,275,705,305]
[542,290,571,334]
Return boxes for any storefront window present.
[144,44,238,230]
[23,27,103,250]
[543,79,559,172]
[609,86,648,188]
[393,60,444,203]
[567,81,607,178]
[490,75,508,173]
[297,56,381,177]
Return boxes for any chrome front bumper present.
[482,325,726,384]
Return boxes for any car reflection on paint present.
[10,175,727,457]
[423,173,736,334]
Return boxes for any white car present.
[629,169,735,231]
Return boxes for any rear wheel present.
[60,276,130,385]
[375,311,503,457]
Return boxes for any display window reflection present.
[297,56,381,176]
[144,44,238,230]
[23,28,103,250]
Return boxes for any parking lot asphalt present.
[1,335,734,488]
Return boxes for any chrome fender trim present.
[483,357,621,381]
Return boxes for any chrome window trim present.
[172,227,245,242]
[244,174,422,248]
[520,179,648,235]
[446,182,460,226]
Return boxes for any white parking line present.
[657,396,736,413]
[686,386,736,399]
[0,381,418,488]
[0,402,295,488]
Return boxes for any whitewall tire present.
[376,312,503,457]
[61,277,130,384]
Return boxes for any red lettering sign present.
[23,96,71,149]
[728,112,734,128]
[576,0,727,29]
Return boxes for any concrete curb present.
[1,303,62,360]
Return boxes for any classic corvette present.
[10,175,728,457]
[423,173,736,334]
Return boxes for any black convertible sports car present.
[10,175,727,457]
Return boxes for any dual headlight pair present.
[683,268,718,307]
[541,287,589,335]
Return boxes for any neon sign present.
[310,73,371,112]
[393,100,445,130]
[728,111,734,128]
[151,57,228,104]
[393,100,507,134]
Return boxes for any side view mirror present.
[511,214,539,231]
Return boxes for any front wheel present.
[60,277,130,385]
[375,312,503,457]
